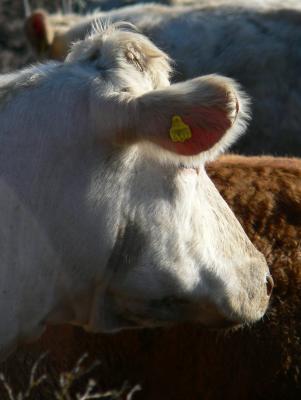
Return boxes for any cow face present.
[0,23,272,353]
[61,23,272,332]
[91,158,271,332]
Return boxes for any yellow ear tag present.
[169,115,192,143]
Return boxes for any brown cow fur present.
[1,155,300,400]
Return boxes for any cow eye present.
[88,49,100,62]
[125,50,144,72]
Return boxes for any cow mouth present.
[113,296,241,330]
[116,311,240,331]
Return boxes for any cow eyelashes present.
[125,49,144,72]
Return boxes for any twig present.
[0,373,15,400]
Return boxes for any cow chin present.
[89,293,241,333]
[96,309,240,333]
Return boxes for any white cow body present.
[0,23,271,360]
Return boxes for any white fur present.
[0,23,269,360]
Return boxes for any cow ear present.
[25,10,54,56]
[130,75,250,164]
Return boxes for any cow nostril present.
[266,274,274,297]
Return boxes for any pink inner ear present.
[167,107,232,156]
[32,13,46,38]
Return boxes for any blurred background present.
[1,0,204,72]
[0,0,148,72]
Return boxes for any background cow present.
[24,0,301,156]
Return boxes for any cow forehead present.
[67,24,171,91]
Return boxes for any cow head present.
[52,22,272,332]
[0,22,273,351]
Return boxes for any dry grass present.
[0,353,141,400]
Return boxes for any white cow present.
[25,0,301,156]
[0,22,272,360]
